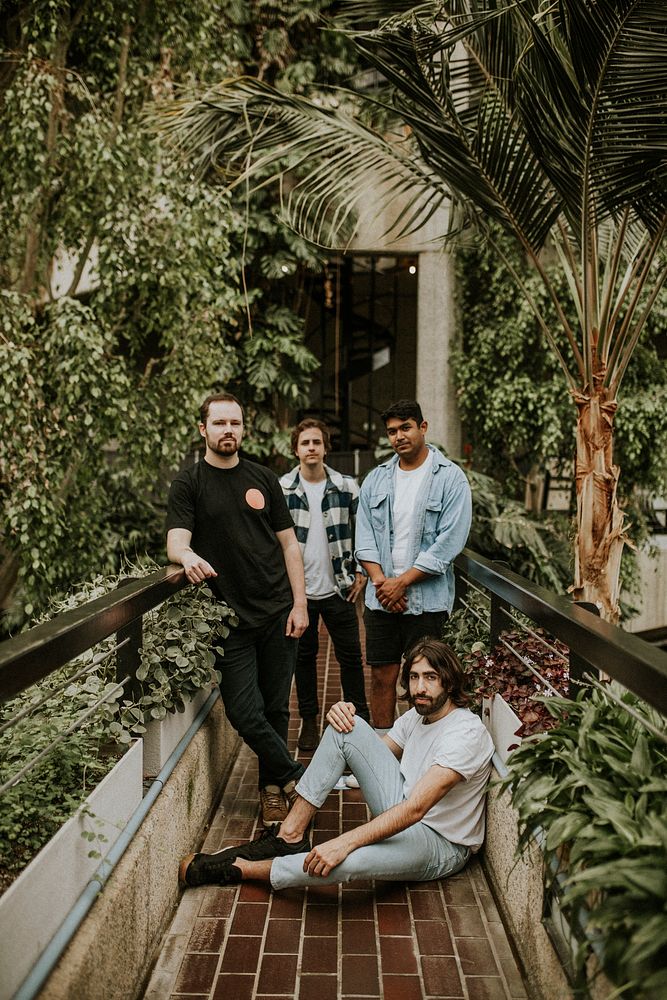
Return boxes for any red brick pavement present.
[144,623,527,1000]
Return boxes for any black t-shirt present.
[166,458,295,627]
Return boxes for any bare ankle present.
[278,823,305,844]
[236,857,273,882]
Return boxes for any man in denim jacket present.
[355,400,471,732]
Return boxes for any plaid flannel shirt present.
[279,464,360,598]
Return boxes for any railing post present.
[115,578,143,701]
[489,561,511,649]
[570,601,600,691]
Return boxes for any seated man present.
[179,638,494,890]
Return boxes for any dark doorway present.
[298,254,418,473]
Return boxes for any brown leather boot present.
[297,716,320,750]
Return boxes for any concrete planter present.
[40,699,240,1000]
[482,694,522,764]
[143,686,213,776]
[484,767,616,999]
[0,739,143,1000]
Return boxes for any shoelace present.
[262,789,284,809]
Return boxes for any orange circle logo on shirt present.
[245,488,266,510]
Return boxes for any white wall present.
[624,535,667,633]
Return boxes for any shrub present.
[0,565,235,890]
[501,684,667,998]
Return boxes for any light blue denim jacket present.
[354,446,472,615]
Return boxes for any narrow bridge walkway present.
[144,626,527,1000]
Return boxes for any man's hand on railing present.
[180,550,217,585]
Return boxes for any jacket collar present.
[378,443,447,473]
[281,463,346,494]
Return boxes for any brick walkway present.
[144,625,527,1000]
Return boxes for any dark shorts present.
[363,608,449,666]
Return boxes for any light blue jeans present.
[270,718,470,890]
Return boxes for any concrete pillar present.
[416,247,461,456]
[354,190,462,455]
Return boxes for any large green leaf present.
[544,811,590,850]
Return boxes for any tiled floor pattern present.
[144,625,527,1000]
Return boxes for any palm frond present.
[587,1,667,236]
[515,0,667,236]
[355,11,562,250]
[336,0,435,29]
[157,77,450,248]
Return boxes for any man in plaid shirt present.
[281,419,370,751]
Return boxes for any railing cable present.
[499,607,569,664]
[463,579,491,603]
[497,636,562,698]
[0,676,130,796]
[0,639,129,737]
[459,597,489,627]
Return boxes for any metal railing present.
[2,552,665,713]
[454,549,667,716]
[0,565,188,704]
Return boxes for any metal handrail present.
[1,552,665,716]
[0,565,187,703]
[454,549,667,715]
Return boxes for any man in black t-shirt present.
[166,392,308,826]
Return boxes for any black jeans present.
[296,594,369,720]
[216,610,304,788]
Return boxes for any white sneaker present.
[344,775,360,789]
[332,776,347,791]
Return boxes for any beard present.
[207,433,239,455]
[410,689,450,717]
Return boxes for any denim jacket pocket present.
[369,491,389,533]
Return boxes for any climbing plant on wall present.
[0,1,358,626]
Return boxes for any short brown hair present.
[399,638,469,708]
[199,392,245,425]
[290,418,331,455]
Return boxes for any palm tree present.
[161,0,667,621]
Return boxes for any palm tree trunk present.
[572,389,626,622]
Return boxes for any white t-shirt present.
[301,478,337,599]
[391,457,432,574]
[387,707,494,850]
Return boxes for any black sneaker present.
[208,826,311,866]
[179,854,242,888]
